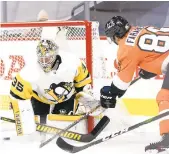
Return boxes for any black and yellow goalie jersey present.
[10,51,92,105]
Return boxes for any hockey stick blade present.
[0,116,109,142]
[56,111,169,153]
[78,116,110,142]
[39,104,101,148]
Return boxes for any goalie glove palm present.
[76,91,94,105]
[75,84,104,116]
[75,84,95,111]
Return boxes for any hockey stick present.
[130,76,141,85]
[39,104,106,148]
[0,115,109,142]
[55,76,141,150]
[56,111,169,153]
[40,76,140,147]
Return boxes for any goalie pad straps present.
[11,99,36,136]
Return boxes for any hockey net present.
[0,20,106,132]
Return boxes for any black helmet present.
[105,16,131,44]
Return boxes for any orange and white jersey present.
[113,26,169,90]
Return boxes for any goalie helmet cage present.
[0,20,106,133]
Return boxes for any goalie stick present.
[55,77,141,142]
[40,76,141,148]
[0,116,109,142]
[56,111,169,153]
[39,104,105,148]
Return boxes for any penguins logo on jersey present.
[44,82,75,103]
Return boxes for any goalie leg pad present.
[11,99,36,136]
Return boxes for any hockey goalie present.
[8,37,98,137]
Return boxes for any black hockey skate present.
[145,133,169,153]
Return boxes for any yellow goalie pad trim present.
[48,114,84,121]
[48,113,103,122]
[11,99,23,136]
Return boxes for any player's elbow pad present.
[110,83,126,98]
[139,69,157,79]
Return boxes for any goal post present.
[0,20,106,133]
[0,21,100,80]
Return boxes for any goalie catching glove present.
[75,84,104,116]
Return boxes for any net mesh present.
[0,25,99,41]
[0,21,106,111]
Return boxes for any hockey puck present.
[3,137,10,140]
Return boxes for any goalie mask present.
[36,39,59,73]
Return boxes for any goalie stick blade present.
[56,111,169,153]
[0,115,109,143]
[80,116,110,142]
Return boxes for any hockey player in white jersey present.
[9,39,95,136]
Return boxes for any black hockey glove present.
[100,82,126,109]
[100,86,116,108]
[139,69,157,79]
